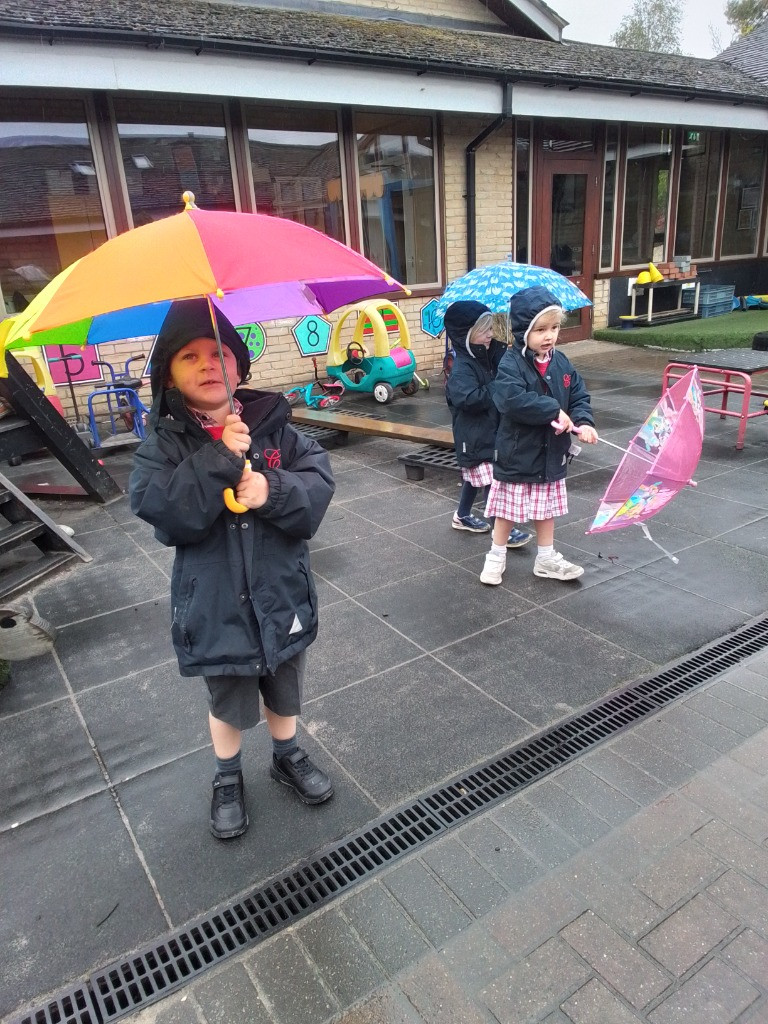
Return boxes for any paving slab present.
[3,347,768,1023]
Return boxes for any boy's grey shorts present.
[204,650,305,730]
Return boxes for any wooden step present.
[0,520,45,554]
[0,552,78,602]
[0,353,122,502]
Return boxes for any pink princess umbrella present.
[583,367,705,564]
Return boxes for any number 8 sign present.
[292,316,332,356]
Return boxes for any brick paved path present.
[127,650,768,1024]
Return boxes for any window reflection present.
[621,126,672,266]
[245,105,344,241]
[355,113,437,286]
[721,131,765,258]
[601,126,618,270]
[675,129,722,261]
[113,98,235,224]
[0,97,108,314]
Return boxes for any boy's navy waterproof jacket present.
[129,386,335,677]
[443,301,506,467]
[491,286,594,483]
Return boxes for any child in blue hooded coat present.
[444,300,531,547]
[481,286,598,585]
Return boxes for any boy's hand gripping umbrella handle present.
[224,464,250,514]
[205,295,250,515]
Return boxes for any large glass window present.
[721,130,765,258]
[675,129,722,261]
[621,126,672,266]
[113,98,235,225]
[245,105,345,242]
[515,120,531,263]
[0,96,108,315]
[355,112,437,286]
[601,125,618,270]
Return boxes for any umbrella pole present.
[595,436,654,462]
[639,523,679,564]
[206,295,236,415]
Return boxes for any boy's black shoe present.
[210,770,248,839]
[270,748,334,805]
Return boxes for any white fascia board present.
[0,39,500,114]
[509,83,768,130]
[1,39,765,129]
[507,0,565,41]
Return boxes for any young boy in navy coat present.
[130,299,335,839]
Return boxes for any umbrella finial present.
[182,191,198,210]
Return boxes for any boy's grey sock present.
[272,734,299,761]
[215,750,242,775]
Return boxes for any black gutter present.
[0,22,766,108]
[466,81,514,271]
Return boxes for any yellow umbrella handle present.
[223,460,251,514]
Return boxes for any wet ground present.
[1,341,767,1021]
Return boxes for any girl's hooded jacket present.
[443,301,506,467]
[129,313,335,679]
[491,286,594,483]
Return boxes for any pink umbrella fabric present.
[587,367,704,537]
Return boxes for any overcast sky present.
[552,0,734,58]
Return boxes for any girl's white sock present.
[491,543,507,557]
[538,544,554,557]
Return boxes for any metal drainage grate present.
[294,424,345,448]
[398,444,459,480]
[14,985,99,1024]
[422,614,768,826]
[100,806,440,1023]
[12,614,768,1024]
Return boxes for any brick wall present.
[592,278,610,330]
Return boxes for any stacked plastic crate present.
[683,284,735,318]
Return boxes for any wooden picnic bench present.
[289,407,457,479]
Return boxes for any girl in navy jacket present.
[444,301,530,547]
[480,287,598,586]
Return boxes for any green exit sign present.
[685,131,701,143]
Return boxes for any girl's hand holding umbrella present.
[575,424,598,444]
[551,410,575,435]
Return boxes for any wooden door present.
[533,155,602,342]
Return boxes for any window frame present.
[107,93,241,229]
[351,107,442,293]
[240,100,349,244]
[672,126,724,265]
[718,129,767,262]
[618,124,675,271]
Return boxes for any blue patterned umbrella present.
[434,259,591,330]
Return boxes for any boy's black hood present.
[150,298,251,404]
[443,301,492,359]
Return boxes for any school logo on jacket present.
[563,373,572,388]
[263,448,282,469]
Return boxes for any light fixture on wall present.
[132,154,153,169]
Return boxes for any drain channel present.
[14,614,768,1024]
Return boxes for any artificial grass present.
[593,309,768,351]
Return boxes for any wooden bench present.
[290,407,457,479]
[290,407,454,447]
